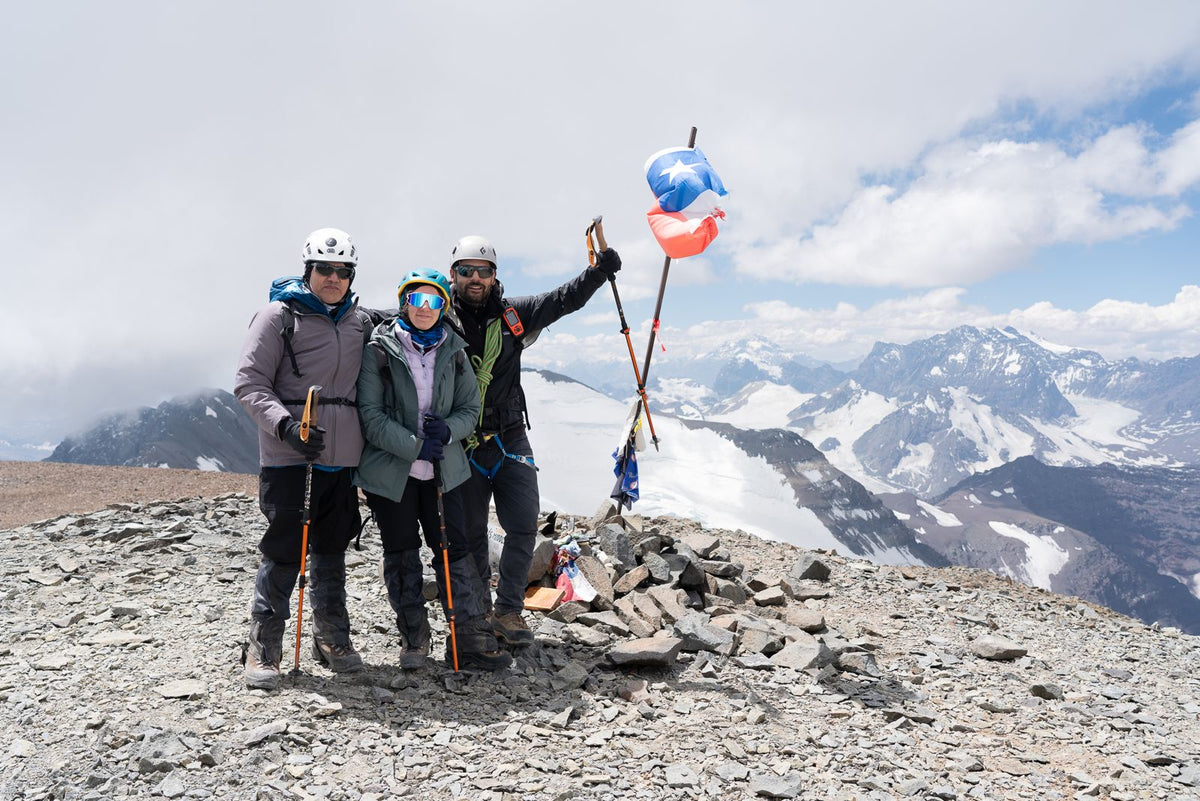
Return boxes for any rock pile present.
[524,506,850,676]
[2,492,1200,801]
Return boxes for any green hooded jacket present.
[354,322,480,501]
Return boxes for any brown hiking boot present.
[311,638,364,673]
[243,649,281,690]
[243,621,281,690]
[492,611,535,647]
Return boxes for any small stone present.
[673,612,736,654]
[787,580,830,600]
[1030,683,1064,701]
[700,559,742,578]
[784,607,825,632]
[550,661,590,691]
[594,523,637,573]
[753,586,787,607]
[737,625,783,656]
[717,762,750,781]
[618,679,649,702]
[771,633,834,670]
[157,773,186,799]
[836,651,881,677]
[156,679,207,700]
[548,600,590,624]
[664,764,699,788]
[646,585,689,623]
[608,637,683,667]
[612,564,650,595]
[527,535,557,583]
[33,654,72,671]
[240,720,288,748]
[896,779,928,796]
[971,635,1026,661]
[10,739,36,758]
[550,705,575,728]
[575,610,631,636]
[574,555,614,610]
[678,532,720,558]
[789,554,831,581]
[642,552,673,583]
[563,623,610,647]
[749,773,803,798]
[732,653,775,670]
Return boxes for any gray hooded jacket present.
[234,299,366,468]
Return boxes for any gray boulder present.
[594,522,638,574]
[608,637,683,667]
[789,553,831,582]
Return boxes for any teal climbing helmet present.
[397,268,452,307]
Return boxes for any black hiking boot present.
[446,616,512,672]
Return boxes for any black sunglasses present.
[312,263,354,280]
[455,265,495,278]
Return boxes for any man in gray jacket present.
[234,227,369,690]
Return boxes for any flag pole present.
[636,126,698,428]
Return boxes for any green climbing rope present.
[466,317,503,451]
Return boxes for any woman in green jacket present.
[355,269,510,672]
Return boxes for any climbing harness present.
[468,432,538,480]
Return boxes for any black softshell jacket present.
[451,266,607,436]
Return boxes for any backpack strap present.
[280,304,302,378]
[358,308,378,346]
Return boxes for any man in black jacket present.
[449,234,621,645]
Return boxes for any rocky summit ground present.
[2,468,1200,801]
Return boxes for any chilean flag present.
[644,146,728,259]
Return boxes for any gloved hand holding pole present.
[291,384,322,676]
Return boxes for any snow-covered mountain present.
[878,456,1200,634]
[549,325,1199,498]
[547,334,846,417]
[786,326,1200,496]
[46,389,259,473]
[524,370,940,564]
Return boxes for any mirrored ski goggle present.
[404,291,447,310]
[454,265,495,278]
[312,263,354,280]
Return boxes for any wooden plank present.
[523,585,565,611]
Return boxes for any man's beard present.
[461,284,490,308]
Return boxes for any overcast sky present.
[4,2,1200,442]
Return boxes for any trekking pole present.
[586,216,660,451]
[637,126,698,424]
[430,456,460,672]
[291,384,322,677]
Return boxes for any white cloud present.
[1158,118,1200,195]
[735,125,1196,288]
[4,2,1200,438]
[526,285,1200,369]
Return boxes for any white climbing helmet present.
[302,228,358,265]
[450,235,497,268]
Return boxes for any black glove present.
[281,419,325,460]
[417,437,444,463]
[596,248,622,278]
[423,414,451,445]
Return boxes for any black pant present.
[365,480,470,562]
[460,428,540,615]
[257,466,361,564]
